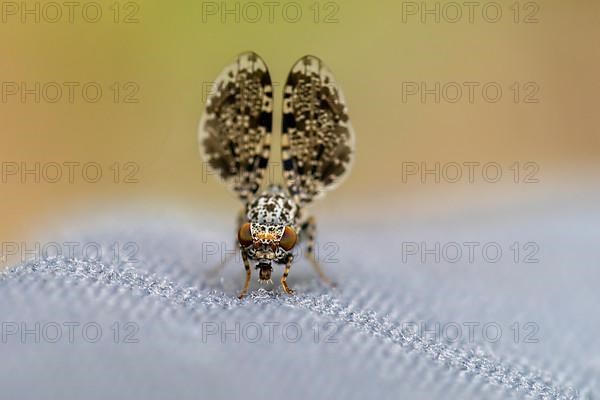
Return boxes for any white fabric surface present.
[0,194,597,399]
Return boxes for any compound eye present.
[238,223,253,247]
[279,226,297,251]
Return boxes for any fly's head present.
[238,222,297,282]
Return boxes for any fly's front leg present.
[281,253,295,295]
[302,216,336,287]
[238,248,252,299]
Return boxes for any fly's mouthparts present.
[257,264,272,281]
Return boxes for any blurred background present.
[1,0,599,266]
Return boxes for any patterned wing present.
[282,55,355,206]
[199,52,273,204]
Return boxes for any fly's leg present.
[205,208,245,278]
[281,253,295,295]
[238,248,252,299]
[302,216,336,287]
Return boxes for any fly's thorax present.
[246,189,299,226]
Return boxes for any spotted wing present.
[199,52,273,203]
[282,55,355,206]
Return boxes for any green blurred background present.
[1,0,599,259]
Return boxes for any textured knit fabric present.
[0,199,597,400]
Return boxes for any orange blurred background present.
[1,0,599,266]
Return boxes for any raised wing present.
[199,52,273,204]
[282,55,355,206]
